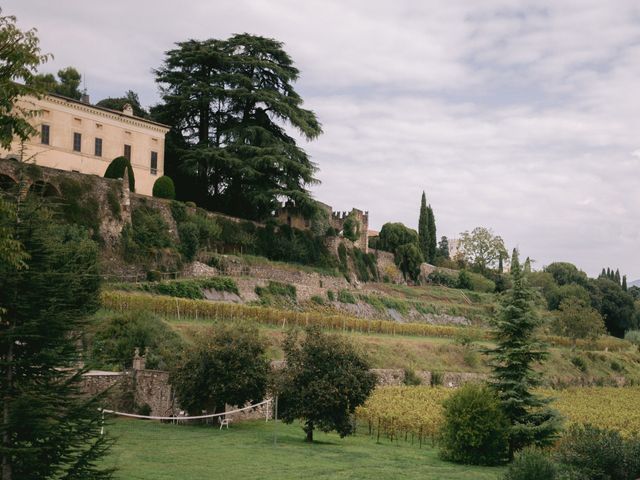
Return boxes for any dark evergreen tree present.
[487,249,559,458]
[96,90,148,118]
[606,267,612,280]
[437,236,450,260]
[600,268,606,279]
[615,269,621,285]
[523,257,532,273]
[427,204,437,263]
[622,275,628,291]
[418,192,430,261]
[498,254,504,274]
[153,34,322,219]
[0,197,112,480]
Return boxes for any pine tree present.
[615,269,621,285]
[437,236,450,260]
[418,192,430,262]
[606,267,612,280]
[427,205,437,263]
[622,275,628,291]
[487,249,559,458]
[0,197,112,479]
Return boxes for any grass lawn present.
[104,418,505,479]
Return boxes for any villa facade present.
[0,94,169,196]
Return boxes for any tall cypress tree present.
[498,254,504,273]
[427,204,437,263]
[487,249,559,458]
[615,269,621,285]
[418,192,430,262]
[523,257,532,273]
[0,197,112,480]
[600,268,606,279]
[622,275,628,291]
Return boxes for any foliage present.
[338,289,356,304]
[106,184,121,219]
[546,283,590,310]
[439,383,510,466]
[378,222,418,254]
[428,269,459,288]
[351,247,378,282]
[427,204,437,263]
[255,281,297,306]
[555,424,640,480]
[395,243,424,283]
[277,326,376,442]
[552,298,606,340]
[0,198,112,479]
[456,227,507,272]
[544,262,588,287]
[457,270,473,290]
[125,204,173,259]
[624,329,640,347]
[153,34,321,220]
[487,250,559,457]
[403,368,422,386]
[177,221,199,260]
[30,66,83,99]
[58,176,101,236]
[104,156,135,191]
[89,311,183,370]
[96,90,149,118]
[152,175,176,199]
[342,212,360,242]
[438,236,450,260]
[418,192,430,261]
[0,8,50,149]
[111,276,239,299]
[588,278,636,338]
[502,448,558,480]
[171,324,269,414]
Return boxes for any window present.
[124,144,131,161]
[95,138,102,157]
[73,132,82,152]
[41,125,50,145]
[150,151,158,175]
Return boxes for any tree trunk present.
[304,421,314,443]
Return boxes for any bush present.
[337,289,356,304]
[310,295,325,305]
[403,368,422,386]
[439,383,510,466]
[457,270,473,290]
[430,371,443,386]
[571,356,587,372]
[104,156,135,191]
[327,290,335,302]
[152,176,175,199]
[625,329,640,347]
[466,271,496,293]
[89,311,183,370]
[502,448,558,480]
[342,214,360,242]
[555,424,640,480]
[178,221,199,261]
[428,270,458,288]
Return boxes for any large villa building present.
[0,93,169,196]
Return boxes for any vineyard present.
[356,386,640,442]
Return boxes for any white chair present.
[218,416,230,430]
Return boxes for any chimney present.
[122,103,134,116]
[81,93,90,104]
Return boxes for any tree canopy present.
[456,227,507,272]
[152,34,322,220]
[96,90,149,118]
[377,222,418,254]
[29,66,83,100]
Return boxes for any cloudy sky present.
[5,0,640,279]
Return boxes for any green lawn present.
[104,419,504,479]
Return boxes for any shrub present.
[104,156,135,191]
[555,424,640,480]
[327,290,335,302]
[342,214,360,242]
[502,448,558,480]
[439,383,510,466]
[430,371,443,386]
[255,281,296,300]
[571,356,587,372]
[466,271,496,293]
[310,295,325,305]
[394,243,424,283]
[337,243,348,272]
[58,177,100,235]
[89,311,183,370]
[428,270,458,288]
[625,329,640,347]
[403,368,422,386]
[178,221,199,261]
[170,201,188,223]
[457,270,473,290]
[337,289,356,304]
[152,176,175,199]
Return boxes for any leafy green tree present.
[487,249,559,458]
[153,34,322,219]
[544,262,588,287]
[418,192,430,261]
[0,9,50,149]
[0,197,112,480]
[427,204,437,263]
[277,326,376,442]
[395,243,424,283]
[588,278,636,337]
[171,324,269,415]
[342,212,360,242]
[96,90,148,118]
[437,236,450,260]
[377,222,418,254]
[546,283,590,310]
[30,66,83,99]
[552,297,606,340]
[457,227,507,272]
[498,253,504,273]
[457,269,473,290]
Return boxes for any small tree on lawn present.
[171,324,269,415]
[487,249,560,458]
[277,326,376,442]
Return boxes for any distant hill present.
[630,279,640,288]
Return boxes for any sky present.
[5,0,640,279]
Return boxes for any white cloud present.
[4,0,640,278]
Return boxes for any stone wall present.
[134,369,175,416]
[371,368,487,387]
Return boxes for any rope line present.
[102,398,272,421]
